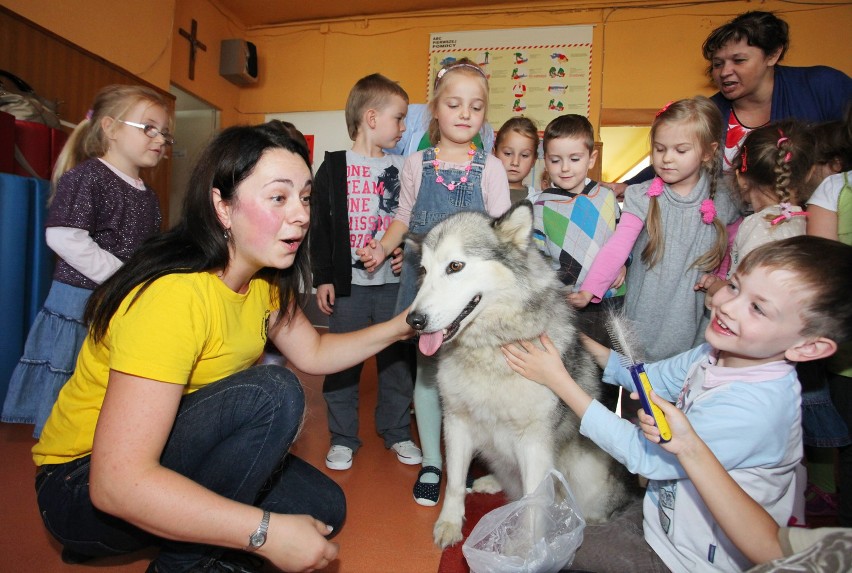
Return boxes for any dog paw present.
[433,520,464,548]
[471,474,503,494]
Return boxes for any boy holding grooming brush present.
[502,236,852,572]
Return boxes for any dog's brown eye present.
[447,261,465,274]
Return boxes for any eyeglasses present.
[118,120,175,145]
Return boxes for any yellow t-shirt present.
[33,272,278,466]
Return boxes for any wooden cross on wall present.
[178,19,207,80]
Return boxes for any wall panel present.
[0,6,175,222]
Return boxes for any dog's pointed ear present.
[493,201,533,249]
[404,231,425,255]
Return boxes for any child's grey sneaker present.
[391,440,423,465]
[325,445,353,470]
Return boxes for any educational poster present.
[429,26,593,131]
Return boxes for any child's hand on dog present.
[502,334,595,417]
[568,290,594,308]
[501,334,568,390]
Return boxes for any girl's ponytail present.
[641,195,663,269]
[49,116,93,203]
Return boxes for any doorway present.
[169,85,218,227]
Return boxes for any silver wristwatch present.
[246,510,270,552]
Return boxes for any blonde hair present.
[645,96,726,271]
[494,116,539,156]
[427,58,489,145]
[50,84,172,203]
[733,119,816,213]
[344,73,409,141]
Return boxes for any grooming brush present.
[605,314,672,443]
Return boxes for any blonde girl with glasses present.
[3,85,170,438]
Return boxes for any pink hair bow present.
[700,199,716,224]
[647,177,664,197]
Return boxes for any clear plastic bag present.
[463,469,585,573]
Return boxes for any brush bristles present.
[605,309,643,367]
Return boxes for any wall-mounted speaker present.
[219,39,258,85]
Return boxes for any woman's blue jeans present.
[35,365,346,572]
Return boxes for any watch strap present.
[245,509,270,552]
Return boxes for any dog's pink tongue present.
[418,331,443,356]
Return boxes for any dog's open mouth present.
[418,295,481,356]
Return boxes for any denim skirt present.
[2,281,91,437]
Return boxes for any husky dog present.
[406,202,635,549]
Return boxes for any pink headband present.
[434,62,487,90]
[655,101,674,118]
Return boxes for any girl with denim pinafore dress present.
[356,59,510,505]
[394,147,487,312]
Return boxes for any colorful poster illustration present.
[429,26,593,131]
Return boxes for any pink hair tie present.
[740,146,748,173]
[647,177,664,197]
[770,202,808,226]
[85,109,93,121]
[700,199,716,224]
[776,132,792,162]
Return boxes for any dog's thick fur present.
[406,202,635,549]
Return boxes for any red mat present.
[437,490,508,573]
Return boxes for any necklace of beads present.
[433,143,476,191]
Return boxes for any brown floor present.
[0,356,443,573]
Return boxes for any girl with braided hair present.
[697,119,815,297]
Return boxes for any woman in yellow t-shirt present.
[33,122,413,573]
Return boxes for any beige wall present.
[1,0,176,89]
[3,0,850,130]
[170,0,244,126]
[1,0,244,125]
[239,0,851,126]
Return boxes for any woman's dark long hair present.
[85,122,313,343]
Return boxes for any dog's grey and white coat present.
[406,202,635,548]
